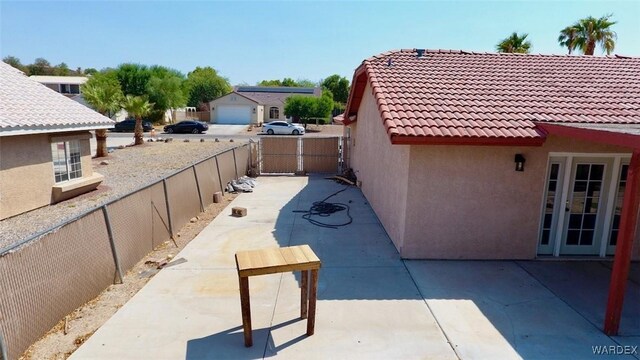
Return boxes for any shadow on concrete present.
[185,319,305,359]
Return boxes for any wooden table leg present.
[301,270,309,319]
[239,275,252,347]
[307,269,318,336]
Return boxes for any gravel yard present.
[0,140,247,251]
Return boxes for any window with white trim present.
[269,107,279,119]
[51,140,82,183]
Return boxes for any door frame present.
[539,152,631,257]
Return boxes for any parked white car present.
[262,121,305,135]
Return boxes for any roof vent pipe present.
[387,58,393,67]
[416,49,426,58]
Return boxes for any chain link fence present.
[0,143,253,360]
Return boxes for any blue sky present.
[1,1,639,85]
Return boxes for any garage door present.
[217,105,251,124]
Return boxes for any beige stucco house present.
[209,86,321,125]
[344,49,640,262]
[0,63,114,220]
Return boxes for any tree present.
[147,66,187,123]
[82,71,124,157]
[3,56,24,72]
[496,32,532,54]
[258,78,317,87]
[121,95,153,145]
[84,68,99,75]
[184,66,231,109]
[284,91,334,126]
[116,63,151,96]
[561,14,617,55]
[321,74,350,104]
[558,26,579,54]
[53,62,70,76]
[27,58,51,75]
[257,79,282,86]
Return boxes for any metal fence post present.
[101,206,124,284]
[162,179,177,246]
[215,156,224,193]
[232,148,239,179]
[192,165,204,212]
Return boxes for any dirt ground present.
[19,193,238,360]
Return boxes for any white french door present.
[538,154,631,257]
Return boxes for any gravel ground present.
[0,140,247,251]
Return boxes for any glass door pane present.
[607,163,629,255]
[538,161,563,255]
[560,159,612,255]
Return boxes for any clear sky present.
[1,1,639,85]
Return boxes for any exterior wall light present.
[515,154,526,172]
[253,108,256,114]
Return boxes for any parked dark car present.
[163,121,209,134]
[112,119,154,132]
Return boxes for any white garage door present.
[217,105,251,124]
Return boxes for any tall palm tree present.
[121,95,153,145]
[496,32,532,54]
[558,26,579,54]
[82,82,123,157]
[561,15,617,55]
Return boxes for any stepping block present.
[232,207,247,217]
[213,191,223,203]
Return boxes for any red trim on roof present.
[536,123,640,150]
[343,66,367,126]
[390,135,545,146]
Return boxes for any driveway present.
[71,175,639,359]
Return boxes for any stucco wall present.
[349,83,410,250]
[263,104,285,122]
[209,94,259,124]
[402,136,634,259]
[0,133,94,220]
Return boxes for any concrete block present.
[232,207,247,217]
[213,191,223,203]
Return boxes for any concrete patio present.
[71,176,639,359]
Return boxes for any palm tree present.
[496,32,532,54]
[569,14,617,55]
[82,81,123,157]
[558,26,579,54]
[121,95,153,145]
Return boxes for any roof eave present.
[0,123,113,137]
[390,135,546,146]
[343,64,368,126]
[536,122,640,150]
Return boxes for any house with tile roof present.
[209,86,321,125]
[343,49,640,258]
[0,62,114,220]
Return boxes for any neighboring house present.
[0,63,113,220]
[209,86,321,125]
[30,75,88,97]
[343,49,640,261]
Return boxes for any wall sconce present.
[514,154,526,172]
[252,108,256,114]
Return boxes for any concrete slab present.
[406,261,635,359]
[517,261,640,337]
[72,175,638,359]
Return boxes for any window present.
[51,140,82,183]
[69,84,80,94]
[269,107,280,119]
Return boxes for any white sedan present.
[262,121,305,135]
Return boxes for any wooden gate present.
[259,137,343,174]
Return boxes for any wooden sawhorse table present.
[235,245,321,347]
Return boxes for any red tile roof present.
[344,49,640,145]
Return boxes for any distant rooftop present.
[29,75,88,85]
